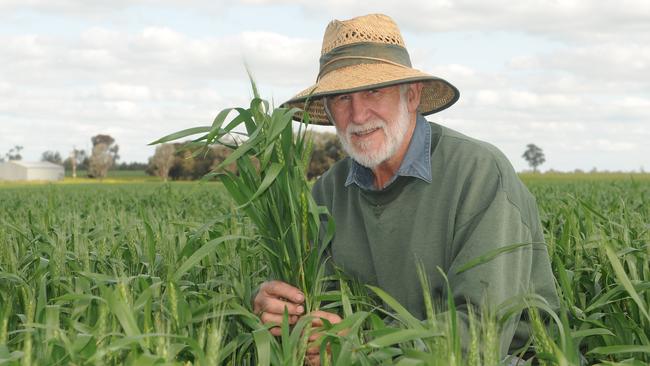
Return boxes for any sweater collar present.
[345,114,433,190]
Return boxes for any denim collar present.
[344,114,432,190]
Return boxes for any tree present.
[153,133,344,181]
[115,162,148,170]
[69,148,79,178]
[91,134,120,164]
[4,145,23,161]
[307,131,345,179]
[149,144,176,181]
[88,134,119,178]
[156,143,240,181]
[64,149,88,177]
[522,143,546,173]
[41,150,62,164]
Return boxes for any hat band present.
[317,42,412,81]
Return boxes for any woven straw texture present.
[321,14,405,54]
[283,14,459,124]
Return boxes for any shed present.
[0,161,65,181]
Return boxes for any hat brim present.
[283,63,460,125]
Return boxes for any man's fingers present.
[309,310,342,326]
[305,354,320,366]
[259,297,304,316]
[261,312,298,337]
[304,312,338,366]
[306,344,320,355]
[259,311,299,326]
[262,281,305,304]
[253,281,305,320]
[308,333,320,342]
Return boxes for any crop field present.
[1,175,649,365]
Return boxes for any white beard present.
[336,99,411,169]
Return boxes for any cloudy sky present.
[1,0,649,172]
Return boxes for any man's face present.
[327,85,412,168]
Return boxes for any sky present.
[1,0,649,172]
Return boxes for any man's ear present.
[406,82,424,113]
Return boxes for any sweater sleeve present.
[445,186,559,356]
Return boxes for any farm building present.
[0,161,64,181]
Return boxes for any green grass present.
[1,175,649,365]
[64,169,159,182]
[0,182,262,365]
[520,171,650,182]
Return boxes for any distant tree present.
[88,135,118,178]
[522,143,546,173]
[91,135,119,163]
[158,132,343,181]
[89,144,113,178]
[91,134,113,147]
[116,161,148,171]
[4,145,23,161]
[210,145,239,174]
[161,143,239,180]
[64,149,88,177]
[41,150,62,164]
[167,144,195,180]
[307,131,345,179]
[151,132,340,181]
[68,148,80,178]
[149,144,176,181]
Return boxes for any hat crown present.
[321,14,406,55]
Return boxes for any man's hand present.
[305,310,342,366]
[253,280,305,336]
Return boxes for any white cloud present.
[475,90,501,106]
[1,25,318,90]
[614,97,650,109]
[4,1,650,44]
[238,0,650,44]
[510,43,650,85]
[594,139,637,152]
[0,0,232,17]
[98,83,152,101]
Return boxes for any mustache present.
[345,119,387,136]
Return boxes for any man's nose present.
[349,93,371,124]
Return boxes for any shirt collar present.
[345,114,433,190]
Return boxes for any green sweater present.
[312,121,559,355]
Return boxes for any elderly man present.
[254,13,559,362]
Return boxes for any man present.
[254,13,559,363]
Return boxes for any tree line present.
[28,135,547,178]
[32,131,345,180]
[146,131,345,181]
[36,134,123,178]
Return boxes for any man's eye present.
[366,89,381,97]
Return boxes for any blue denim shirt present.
[344,114,433,190]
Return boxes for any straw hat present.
[283,14,460,125]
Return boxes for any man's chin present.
[349,150,389,169]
